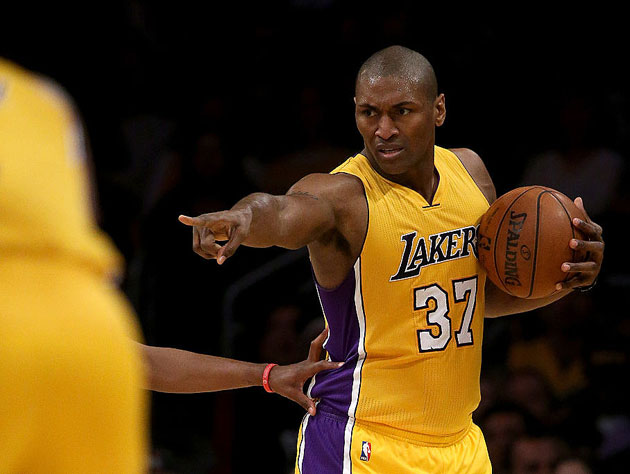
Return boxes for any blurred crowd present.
[4,2,630,473]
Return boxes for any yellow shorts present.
[0,256,148,473]
[296,410,491,473]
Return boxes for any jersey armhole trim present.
[448,149,493,207]
[311,170,369,292]
[331,170,370,261]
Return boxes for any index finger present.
[309,360,345,377]
[179,215,206,227]
[307,327,329,362]
[179,213,233,229]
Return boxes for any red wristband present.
[262,363,278,393]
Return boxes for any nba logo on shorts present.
[360,441,371,461]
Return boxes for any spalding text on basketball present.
[504,211,527,286]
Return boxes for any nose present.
[375,115,398,141]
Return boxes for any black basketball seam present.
[528,191,549,298]
[548,192,577,285]
[493,186,545,295]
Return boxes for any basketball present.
[477,186,587,299]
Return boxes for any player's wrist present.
[262,363,278,393]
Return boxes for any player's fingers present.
[216,226,247,265]
[199,229,216,248]
[192,227,215,260]
[569,239,605,254]
[179,213,232,232]
[306,398,317,416]
[198,230,224,259]
[574,197,593,223]
[206,243,223,259]
[308,360,344,377]
[561,261,600,274]
[572,216,603,241]
[179,214,206,226]
[307,327,329,362]
[294,392,317,416]
[193,226,201,252]
[557,274,592,291]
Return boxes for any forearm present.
[231,191,332,249]
[484,280,572,318]
[139,344,265,393]
[230,192,290,248]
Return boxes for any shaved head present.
[356,46,438,100]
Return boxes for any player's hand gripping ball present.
[477,186,588,299]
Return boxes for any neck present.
[362,148,439,204]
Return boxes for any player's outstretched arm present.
[485,197,604,317]
[139,328,342,415]
[179,174,343,264]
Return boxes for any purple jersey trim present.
[310,267,361,416]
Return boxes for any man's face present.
[355,75,445,176]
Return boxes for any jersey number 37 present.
[413,276,478,353]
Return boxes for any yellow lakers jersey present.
[0,58,121,277]
[309,146,490,445]
[0,58,147,472]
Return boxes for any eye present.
[398,108,410,116]
[362,109,376,117]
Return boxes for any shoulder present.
[449,148,497,204]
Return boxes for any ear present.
[434,93,446,127]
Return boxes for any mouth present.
[376,147,404,159]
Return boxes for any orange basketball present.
[477,186,587,299]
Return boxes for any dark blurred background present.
[3,2,629,473]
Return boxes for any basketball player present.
[0,57,148,473]
[0,57,338,473]
[179,46,604,472]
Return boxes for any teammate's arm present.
[179,173,341,264]
[452,148,605,318]
[139,328,341,415]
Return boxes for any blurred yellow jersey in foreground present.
[0,58,147,473]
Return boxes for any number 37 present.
[414,276,478,353]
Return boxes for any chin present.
[373,155,412,176]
